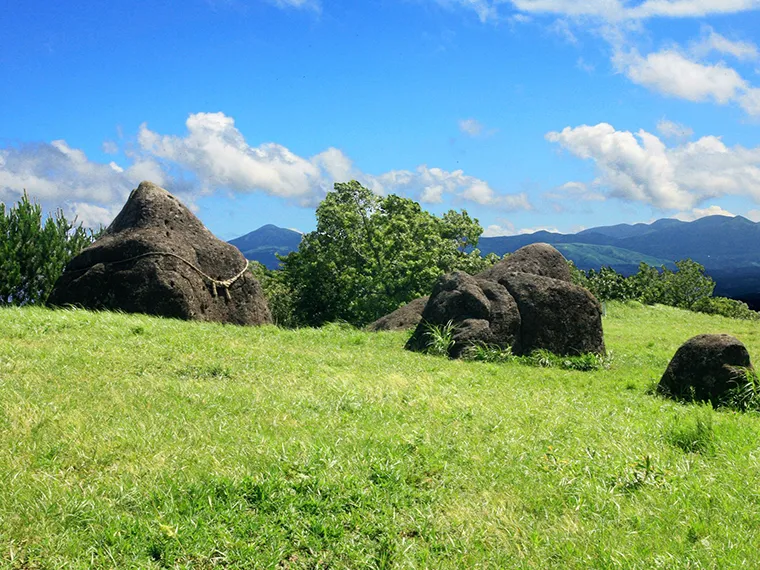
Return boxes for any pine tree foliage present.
[0,192,96,306]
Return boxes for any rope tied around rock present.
[65,251,250,300]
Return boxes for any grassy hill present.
[2,305,760,567]
[553,243,673,273]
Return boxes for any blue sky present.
[2,0,760,240]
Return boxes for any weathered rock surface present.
[366,296,429,332]
[48,181,272,325]
[500,272,604,356]
[405,272,521,358]
[478,242,572,284]
[658,334,754,403]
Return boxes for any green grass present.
[2,301,760,568]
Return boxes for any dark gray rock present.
[500,272,604,356]
[405,272,521,358]
[658,334,754,404]
[48,181,272,325]
[366,296,429,332]
[479,242,572,284]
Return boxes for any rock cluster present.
[48,181,272,326]
[404,243,605,358]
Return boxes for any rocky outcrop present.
[658,334,755,404]
[48,181,272,325]
[478,242,572,284]
[405,272,521,358]
[366,296,429,332]
[499,272,604,356]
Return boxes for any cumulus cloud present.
[613,45,760,116]
[367,164,531,210]
[1,112,528,228]
[0,140,167,228]
[656,119,694,139]
[672,204,736,221]
[615,48,747,104]
[546,122,760,210]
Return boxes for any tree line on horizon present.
[1,182,757,324]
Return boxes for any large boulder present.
[658,334,755,404]
[366,296,429,332]
[500,272,605,356]
[478,243,572,284]
[405,272,521,358]
[48,181,272,325]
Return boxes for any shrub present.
[692,296,760,321]
[0,192,96,306]
[249,262,298,327]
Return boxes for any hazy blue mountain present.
[553,244,674,273]
[228,224,302,269]
[230,216,760,306]
[479,215,760,306]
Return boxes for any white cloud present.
[746,209,760,222]
[459,118,484,137]
[0,140,139,211]
[434,0,500,22]
[548,18,577,44]
[627,0,760,19]
[546,181,606,201]
[138,112,340,205]
[68,202,124,229]
[1,112,527,228]
[690,28,759,61]
[368,164,531,210]
[102,141,119,154]
[656,119,694,139]
[613,45,760,116]
[546,122,760,210]
[615,48,747,104]
[482,221,560,237]
[672,205,736,221]
[268,0,320,10]
[510,0,760,20]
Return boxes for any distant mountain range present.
[229,215,760,308]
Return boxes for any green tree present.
[279,180,490,327]
[659,259,715,309]
[0,191,96,306]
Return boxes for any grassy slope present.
[1,304,760,568]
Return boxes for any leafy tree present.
[249,261,298,328]
[659,259,715,309]
[582,259,715,311]
[585,266,635,302]
[279,180,492,327]
[0,192,96,306]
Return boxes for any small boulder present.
[658,334,754,404]
[405,272,521,358]
[500,272,605,356]
[48,181,272,325]
[478,243,572,284]
[366,296,429,332]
